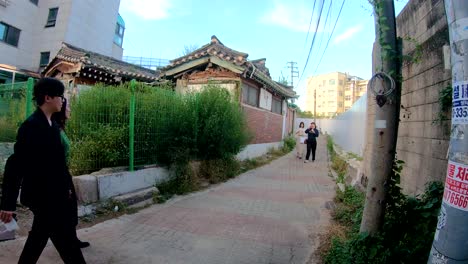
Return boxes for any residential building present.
[304,72,368,117]
[344,76,368,111]
[161,36,297,148]
[0,0,124,83]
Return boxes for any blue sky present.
[119,0,408,109]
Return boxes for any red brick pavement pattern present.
[255,173,335,184]
[134,206,305,247]
[210,186,333,203]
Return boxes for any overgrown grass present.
[327,136,348,183]
[68,83,250,175]
[321,158,444,264]
[346,152,363,161]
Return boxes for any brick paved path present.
[0,137,335,264]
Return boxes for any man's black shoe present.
[77,240,90,248]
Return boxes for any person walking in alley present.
[304,122,319,163]
[0,77,86,263]
[52,98,90,249]
[295,122,306,159]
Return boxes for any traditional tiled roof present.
[163,36,296,98]
[43,43,159,82]
[167,36,248,68]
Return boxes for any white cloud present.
[260,2,318,33]
[119,0,172,20]
[333,24,364,45]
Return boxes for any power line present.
[297,0,326,88]
[304,0,318,49]
[312,0,333,65]
[313,0,346,73]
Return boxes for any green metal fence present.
[0,79,33,142]
[66,81,199,175]
[1,79,247,176]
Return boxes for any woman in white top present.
[295,122,306,159]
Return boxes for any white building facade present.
[0,0,123,74]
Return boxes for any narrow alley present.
[0,137,335,264]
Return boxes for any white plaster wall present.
[0,0,122,71]
[112,43,124,59]
[65,0,121,59]
[32,0,72,71]
[236,142,283,160]
[259,88,272,110]
[294,93,367,156]
[187,83,238,98]
[0,0,41,70]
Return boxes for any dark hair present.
[33,77,65,106]
[311,122,316,125]
[299,122,305,128]
[52,98,67,130]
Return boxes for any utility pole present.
[286,61,299,87]
[360,0,400,234]
[427,1,468,263]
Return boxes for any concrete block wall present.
[396,0,451,195]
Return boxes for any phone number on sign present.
[444,189,468,209]
[453,106,468,118]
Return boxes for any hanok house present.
[161,36,297,158]
[42,43,159,88]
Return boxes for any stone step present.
[113,187,158,207]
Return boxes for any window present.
[114,15,125,47]
[30,0,38,5]
[338,103,343,107]
[0,22,21,47]
[40,52,50,66]
[338,91,343,96]
[339,80,343,85]
[272,98,282,114]
[345,95,351,101]
[329,79,335,85]
[46,8,58,27]
[242,83,259,107]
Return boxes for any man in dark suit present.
[0,77,86,263]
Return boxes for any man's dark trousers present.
[18,205,85,264]
[305,140,317,161]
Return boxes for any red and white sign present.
[443,160,468,211]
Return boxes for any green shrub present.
[67,83,250,174]
[67,84,131,174]
[324,159,444,264]
[0,94,27,142]
[199,156,241,183]
[282,135,296,152]
[195,85,250,159]
[157,161,198,196]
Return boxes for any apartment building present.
[0,0,124,83]
[344,76,368,111]
[304,72,368,117]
